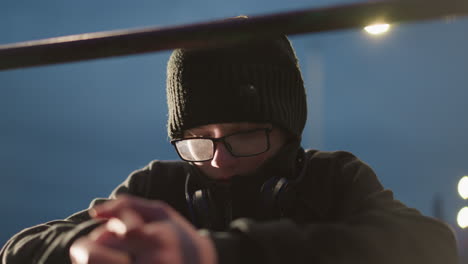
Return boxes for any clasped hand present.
[69,195,217,264]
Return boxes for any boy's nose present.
[210,142,237,169]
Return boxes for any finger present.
[129,221,199,264]
[105,209,145,236]
[150,220,215,264]
[169,222,201,264]
[126,222,184,264]
[135,250,179,264]
[87,224,134,253]
[70,237,131,264]
[91,195,170,222]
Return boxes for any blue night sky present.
[1,0,468,247]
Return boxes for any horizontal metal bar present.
[1,0,467,71]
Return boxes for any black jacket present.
[0,148,458,264]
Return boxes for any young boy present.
[1,36,458,264]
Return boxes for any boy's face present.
[182,122,287,181]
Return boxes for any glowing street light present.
[457,207,468,229]
[364,23,390,35]
[458,176,468,199]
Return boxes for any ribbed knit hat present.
[166,35,307,140]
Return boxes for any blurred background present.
[1,0,467,259]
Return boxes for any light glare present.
[458,176,468,199]
[457,207,468,229]
[364,24,390,35]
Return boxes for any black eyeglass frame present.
[171,127,273,162]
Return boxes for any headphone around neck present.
[184,150,307,230]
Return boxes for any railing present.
[1,0,467,71]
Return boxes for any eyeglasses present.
[171,127,273,162]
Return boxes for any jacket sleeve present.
[209,151,459,264]
[0,162,160,264]
[0,203,102,264]
[0,160,188,264]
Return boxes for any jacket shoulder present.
[112,160,189,200]
[304,149,359,162]
[303,149,371,178]
[297,149,381,219]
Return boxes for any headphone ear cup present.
[192,189,216,228]
[260,177,289,217]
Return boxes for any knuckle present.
[70,238,92,262]
[116,195,134,207]
[155,200,170,210]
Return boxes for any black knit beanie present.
[166,35,307,140]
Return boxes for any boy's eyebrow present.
[184,131,201,137]
[183,127,219,137]
[185,125,242,136]
[184,123,271,137]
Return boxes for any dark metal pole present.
[1,0,467,71]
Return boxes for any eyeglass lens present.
[175,129,269,161]
[175,138,214,161]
